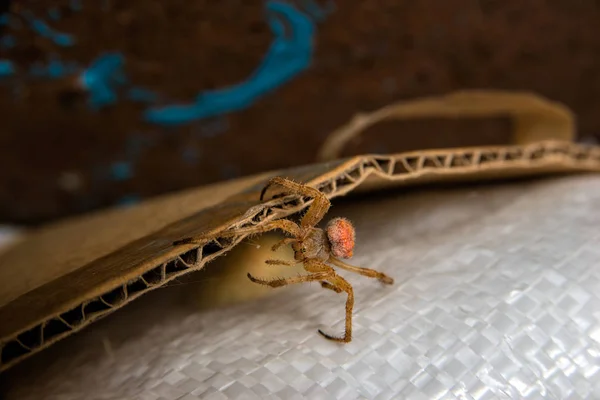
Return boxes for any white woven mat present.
[3,175,600,400]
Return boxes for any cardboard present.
[317,90,575,161]
[0,91,599,373]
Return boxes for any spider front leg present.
[329,257,394,285]
[302,260,354,343]
[247,271,331,288]
[260,177,331,228]
[317,274,354,343]
[173,219,301,246]
[271,237,297,252]
[264,259,298,266]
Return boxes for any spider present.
[176,177,394,342]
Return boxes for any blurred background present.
[1,0,600,226]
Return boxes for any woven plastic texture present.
[4,175,600,400]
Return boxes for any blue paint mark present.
[0,15,9,26]
[30,58,78,78]
[48,8,61,21]
[5,0,334,134]
[128,87,159,103]
[26,14,75,47]
[1,35,16,48]
[110,161,134,181]
[116,194,141,207]
[79,53,127,109]
[144,1,316,126]
[0,60,15,77]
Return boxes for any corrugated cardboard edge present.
[1,140,599,372]
[317,90,576,161]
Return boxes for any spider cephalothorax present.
[175,177,394,342]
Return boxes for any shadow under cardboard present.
[0,233,306,392]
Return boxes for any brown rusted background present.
[0,0,599,225]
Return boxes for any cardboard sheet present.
[0,91,599,374]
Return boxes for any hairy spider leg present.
[259,177,331,228]
[247,271,332,288]
[316,272,355,343]
[271,237,297,252]
[264,259,299,266]
[300,187,331,228]
[329,257,394,285]
[173,219,302,246]
[223,219,302,238]
[302,260,354,342]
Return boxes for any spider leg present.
[329,257,394,285]
[224,219,302,238]
[259,177,331,228]
[173,219,301,245]
[320,281,342,293]
[265,259,298,267]
[300,188,331,228]
[317,274,354,343]
[247,271,331,288]
[271,237,297,252]
[303,260,353,342]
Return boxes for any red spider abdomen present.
[326,217,356,259]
